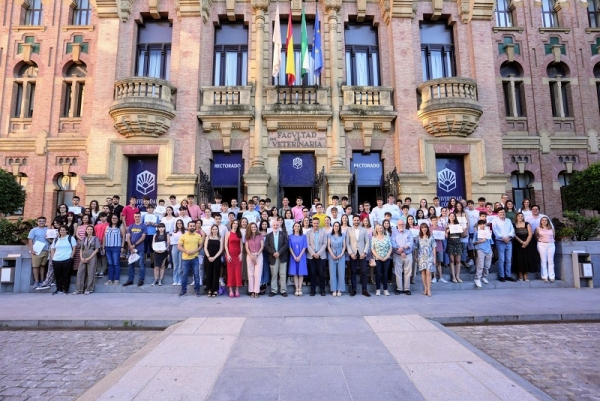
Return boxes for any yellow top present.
[313,213,327,228]
[178,232,203,260]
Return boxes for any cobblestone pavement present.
[450,323,600,401]
[0,330,157,400]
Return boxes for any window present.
[541,0,558,28]
[589,0,600,28]
[13,63,38,118]
[274,21,318,85]
[62,63,87,118]
[345,24,380,86]
[72,0,91,25]
[595,63,600,114]
[495,0,513,28]
[136,20,172,80]
[547,63,570,117]
[500,62,526,117]
[420,22,455,82]
[12,173,27,215]
[24,0,43,25]
[558,170,573,211]
[214,24,248,86]
[510,171,534,209]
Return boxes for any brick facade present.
[0,0,598,220]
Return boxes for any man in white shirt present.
[326,195,344,218]
[175,207,191,229]
[492,209,516,282]
[382,194,401,226]
[433,197,442,217]
[169,195,180,216]
[229,199,240,215]
[404,197,417,217]
[370,197,386,226]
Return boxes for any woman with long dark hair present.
[416,223,436,297]
[225,219,243,298]
[327,222,346,296]
[103,214,125,285]
[151,223,170,286]
[289,222,308,296]
[50,226,77,295]
[74,225,101,294]
[204,224,224,297]
[170,218,185,286]
[245,222,264,298]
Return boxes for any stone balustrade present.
[109,77,177,138]
[417,77,482,137]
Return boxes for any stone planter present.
[0,245,32,294]
[555,241,600,288]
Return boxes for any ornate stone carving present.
[380,0,417,23]
[471,0,495,20]
[325,0,342,13]
[201,0,213,22]
[90,0,132,21]
[456,0,471,23]
[291,0,302,18]
[251,0,269,12]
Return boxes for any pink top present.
[537,228,555,243]
[246,234,263,253]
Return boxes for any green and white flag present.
[300,6,309,78]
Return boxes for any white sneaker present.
[375,289,380,296]
[432,277,437,283]
[383,290,390,296]
[172,282,177,286]
[190,280,195,286]
[474,279,482,288]
[439,278,448,283]
[468,259,475,266]
[481,278,489,284]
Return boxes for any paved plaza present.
[451,323,600,401]
[0,288,598,400]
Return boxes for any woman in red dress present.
[225,219,243,298]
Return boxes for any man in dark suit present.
[264,220,289,297]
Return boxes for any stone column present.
[244,0,271,198]
[324,0,352,199]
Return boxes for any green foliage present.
[0,218,37,245]
[554,211,600,241]
[563,162,600,212]
[0,169,26,215]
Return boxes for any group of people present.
[27,192,556,297]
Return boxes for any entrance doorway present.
[278,153,317,208]
[211,152,244,204]
[350,152,383,211]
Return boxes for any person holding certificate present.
[445,213,466,283]
[473,220,493,288]
[151,223,170,286]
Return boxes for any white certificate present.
[417,219,429,227]
[68,206,81,214]
[155,206,166,216]
[211,204,221,213]
[410,228,420,237]
[152,241,167,252]
[449,224,463,234]
[46,229,58,239]
[33,240,46,254]
[478,229,491,240]
[457,216,468,227]
[144,214,158,224]
[432,230,445,240]
[285,219,295,234]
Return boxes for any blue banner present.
[436,157,465,207]
[279,153,315,186]
[127,157,158,206]
[350,152,382,186]
[212,153,243,187]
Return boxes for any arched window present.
[547,62,571,118]
[62,63,87,118]
[55,172,79,211]
[13,63,38,119]
[510,171,534,210]
[558,170,573,211]
[500,61,525,117]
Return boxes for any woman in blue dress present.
[327,222,346,296]
[288,222,308,296]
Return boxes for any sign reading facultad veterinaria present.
[269,131,326,148]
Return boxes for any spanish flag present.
[285,12,295,86]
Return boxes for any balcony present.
[109,77,176,138]
[417,77,482,137]
[340,86,397,153]
[263,86,332,131]
[197,86,254,152]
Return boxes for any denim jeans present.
[496,240,513,278]
[171,245,182,284]
[128,246,146,282]
[105,246,121,281]
[328,254,346,292]
[181,257,200,293]
[261,249,270,285]
[375,259,390,290]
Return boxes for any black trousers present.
[350,254,368,291]
[53,259,73,293]
[308,257,326,292]
[205,258,222,294]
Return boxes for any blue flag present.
[312,9,323,77]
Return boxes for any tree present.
[0,169,26,216]
[563,161,600,212]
